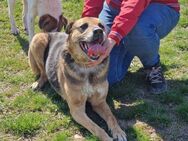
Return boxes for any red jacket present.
[82,0,180,44]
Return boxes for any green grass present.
[0,0,188,141]
[12,90,57,112]
[176,102,188,122]
[52,131,72,141]
[0,112,47,136]
[158,92,184,104]
[127,127,150,141]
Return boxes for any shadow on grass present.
[106,68,188,141]
[41,82,69,115]
[16,34,29,55]
[37,65,188,140]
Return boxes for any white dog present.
[8,0,67,42]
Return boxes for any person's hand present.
[88,38,116,67]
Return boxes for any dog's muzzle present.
[79,28,106,60]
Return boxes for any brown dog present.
[28,17,127,141]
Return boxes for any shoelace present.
[147,67,163,84]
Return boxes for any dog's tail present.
[28,33,50,76]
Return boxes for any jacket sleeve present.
[108,0,151,44]
[82,0,105,17]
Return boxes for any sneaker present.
[145,65,167,94]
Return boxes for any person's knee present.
[130,21,157,39]
[127,22,160,56]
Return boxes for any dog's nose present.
[93,29,103,41]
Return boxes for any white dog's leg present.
[8,0,19,34]
[27,2,37,42]
[22,0,28,34]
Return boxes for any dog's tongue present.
[87,44,106,57]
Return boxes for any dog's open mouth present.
[79,39,106,60]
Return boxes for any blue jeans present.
[99,2,180,85]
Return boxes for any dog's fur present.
[8,0,67,42]
[28,17,127,141]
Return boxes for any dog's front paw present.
[111,128,127,141]
[31,82,41,91]
[11,27,19,35]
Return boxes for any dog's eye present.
[98,23,105,29]
[80,23,88,31]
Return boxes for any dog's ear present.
[65,21,74,34]
[39,14,58,32]
[57,15,68,32]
